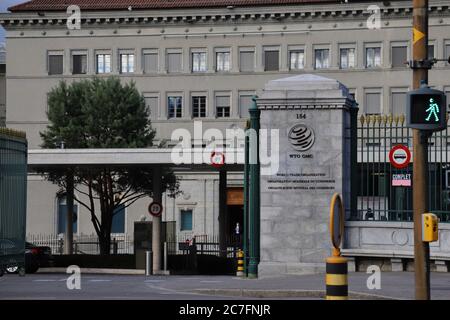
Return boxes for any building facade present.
[1,0,450,269]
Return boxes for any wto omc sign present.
[288,124,315,152]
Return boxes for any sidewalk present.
[152,272,450,300]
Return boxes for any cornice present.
[1,1,449,29]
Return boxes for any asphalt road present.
[1,272,450,300]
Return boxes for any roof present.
[8,0,347,12]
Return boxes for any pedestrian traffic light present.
[406,84,447,131]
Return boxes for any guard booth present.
[0,128,27,276]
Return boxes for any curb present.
[37,268,145,275]
[190,289,400,300]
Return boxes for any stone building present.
[1,0,450,273]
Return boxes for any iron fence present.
[26,234,134,255]
[354,114,450,222]
[0,129,28,272]
[166,234,242,258]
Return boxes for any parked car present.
[0,239,54,276]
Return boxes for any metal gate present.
[0,128,28,275]
[354,114,450,223]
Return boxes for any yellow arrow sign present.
[413,28,425,44]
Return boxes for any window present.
[428,45,435,60]
[445,89,450,112]
[144,96,159,119]
[168,96,182,119]
[143,50,158,74]
[445,43,450,65]
[111,205,125,234]
[366,47,381,68]
[216,51,231,72]
[48,53,63,75]
[216,95,230,118]
[391,91,407,115]
[365,92,382,115]
[239,94,253,118]
[192,96,207,118]
[289,50,305,70]
[72,52,87,74]
[120,53,134,73]
[315,49,330,69]
[340,48,356,69]
[96,54,111,74]
[264,49,279,71]
[192,51,207,72]
[180,210,193,231]
[391,46,407,68]
[239,49,255,72]
[167,50,182,73]
[57,197,78,234]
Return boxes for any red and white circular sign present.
[389,145,411,169]
[148,201,163,217]
[211,151,225,168]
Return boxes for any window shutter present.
[264,51,279,71]
[168,53,182,73]
[144,53,158,73]
[239,95,253,118]
[240,51,254,72]
[392,46,407,68]
[365,93,381,115]
[145,97,158,119]
[49,55,63,75]
[392,92,406,115]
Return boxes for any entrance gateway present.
[256,74,358,275]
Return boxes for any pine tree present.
[40,77,179,255]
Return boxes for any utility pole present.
[412,0,430,300]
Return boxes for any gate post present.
[248,96,261,279]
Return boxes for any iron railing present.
[166,234,242,258]
[26,234,134,255]
[354,114,450,222]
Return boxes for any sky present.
[0,0,26,45]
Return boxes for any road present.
[0,272,450,300]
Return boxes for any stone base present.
[435,260,448,273]
[258,262,326,277]
[391,258,404,272]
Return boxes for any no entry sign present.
[211,151,225,168]
[148,201,163,217]
[389,145,411,169]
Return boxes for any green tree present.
[40,77,179,254]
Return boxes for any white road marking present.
[144,280,166,283]
[200,280,223,283]
[88,279,112,282]
[33,279,58,282]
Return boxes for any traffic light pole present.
[412,0,430,300]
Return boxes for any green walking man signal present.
[406,82,447,131]
[425,98,439,122]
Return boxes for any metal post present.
[145,250,153,276]
[163,241,168,271]
[218,170,227,258]
[248,96,260,279]
[243,122,250,276]
[412,0,430,300]
[64,173,74,255]
[152,171,162,274]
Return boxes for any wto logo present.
[288,124,315,152]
